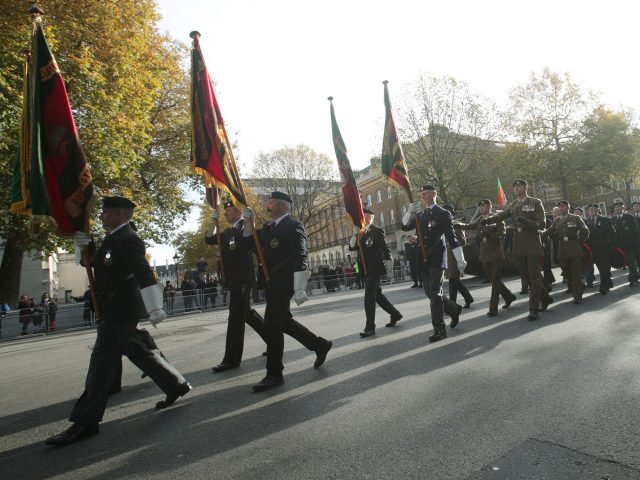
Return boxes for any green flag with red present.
[497,177,507,209]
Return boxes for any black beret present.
[223,200,235,209]
[574,206,584,212]
[613,200,624,206]
[269,191,292,203]
[420,184,437,192]
[362,207,374,214]
[442,204,455,213]
[556,200,569,207]
[513,179,527,187]
[102,196,136,209]
[478,199,492,206]
[586,203,599,209]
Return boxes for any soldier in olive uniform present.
[459,199,516,317]
[544,201,589,304]
[443,205,474,309]
[242,192,333,392]
[484,179,553,321]
[206,201,268,372]
[612,200,640,287]
[401,185,467,342]
[348,207,403,337]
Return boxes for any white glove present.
[211,210,219,220]
[73,231,91,247]
[402,209,413,226]
[242,208,254,219]
[353,226,361,235]
[408,203,419,214]
[140,283,167,328]
[294,290,308,306]
[452,246,467,273]
[293,270,311,306]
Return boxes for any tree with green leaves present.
[0,0,194,305]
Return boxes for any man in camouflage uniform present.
[484,179,552,321]
[544,201,590,304]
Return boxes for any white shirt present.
[109,223,128,235]
[274,213,290,226]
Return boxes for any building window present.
[390,209,395,223]
[376,190,382,203]
[387,185,392,199]
[367,194,372,206]
[380,212,385,228]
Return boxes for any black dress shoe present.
[314,338,333,368]
[463,299,474,309]
[156,382,192,409]
[539,297,553,312]
[410,283,419,288]
[359,328,375,338]
[519,289,529,294]
[573,298,582,304]
[262,351,268,356]
[449,304,463,328]
[252,375,284,392]
[385,313,403,327]
[211,362,239,373]
[527,311,539,321]
[502,295,516,309]
[429,330,447,342]
[487,311,498,317]
[45,423,99,447]
[564,289,571,294]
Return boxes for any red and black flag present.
[11,17,96,235]
[328,97,365,229]
[190,31,247,207]
[381,81,413,201]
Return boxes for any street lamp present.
[173,253,179,285]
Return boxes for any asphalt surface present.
[2,270,640,479]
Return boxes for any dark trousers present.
[70,312,138,424]
[586,254,612,290]
[221,284,268,365]
[448,277,473,304]
[420,268,459,332]
[624,248,638,284]
[264,287,321,376]
[483,260,515,313]
[363,274,400,330]
[560,257,584,300]
[519,255,552,313]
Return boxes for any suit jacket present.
[611,212,639,250]
[545,213,589,260]
[252,214,308,292]
[93,224,156,317]
[402,204,459,270]
[585,215,615,258]
[206,219,255,290]
[348,224,390,276]
[491,196,545,256]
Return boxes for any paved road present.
[2,270,640,479]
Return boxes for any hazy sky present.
[148,0,640,265]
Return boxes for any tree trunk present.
[0,232,24,307]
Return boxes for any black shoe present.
[429,330,447,342]
[155,382,192,409]
[586,283,593,288]
[109,386,122,395]
[564,289,571,294]
[599,288,608,295]
[502,295,516,309]
[314,339,332,368]
[385,313,403,327]
[410,283,419,288]
[520,289,529,294]
[45,423,99,447]
[463,299,474,309]
[262,351,267,356]
[450,304,463,328]
[609,279,614,288]
[527,311,539,321]
[630,282,638,288]
[252,375,284,392]
[359,328,375,338]
[573,298,582,304]
[211,362,239,373]
[487,311,498,317]
[539,297,553,312]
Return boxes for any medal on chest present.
[229,236,236,251]
[270,238,279,249]
[365,236,373,248]
[104,250,113,266]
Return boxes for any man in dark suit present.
[243,192,333,392]
[45,197,191,447]
[401,185,467,342]
[206,200,268,372]
[348,208,402,337]
[585,203,616,294]
[611,200,639,287]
